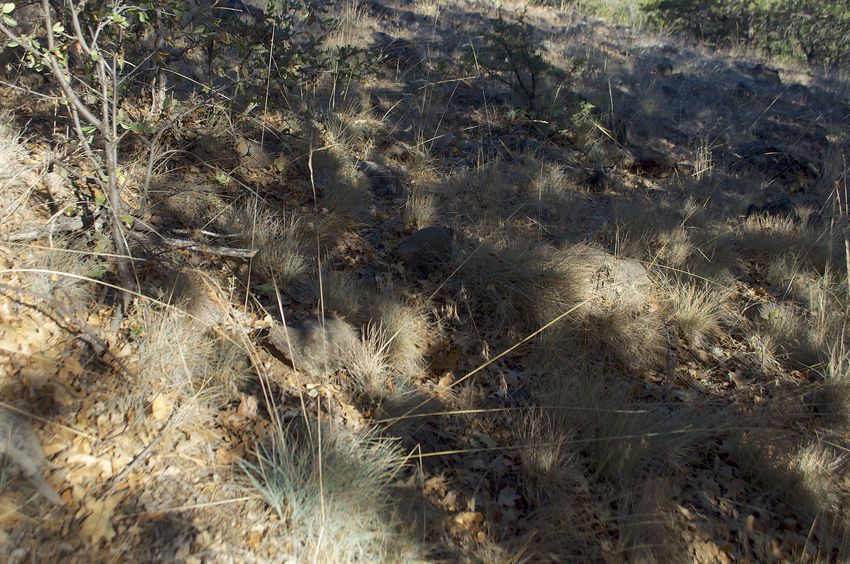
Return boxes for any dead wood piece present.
[3,217,85,241]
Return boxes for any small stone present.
[396,226,453,278]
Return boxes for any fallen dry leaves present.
[79,494,120,544]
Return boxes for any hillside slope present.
[1,0,849,561]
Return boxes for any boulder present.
[578,247,652,311]
[730,141,819,193]
[624,147,676,178]
[397,226,453,278]
[268,315,358,378]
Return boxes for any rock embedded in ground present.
[357,160,401,196]
[397,226,453,278]
[729,141,819,192]
[235,136,277,170]
[0,407,63,505]
[577,246,652,311]
[624,147,676,178]
[268,315,358,378]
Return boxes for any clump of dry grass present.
[238,418,418,562]
[22,238,102,314]
[791,443,845,515]
[526,160,579,223]
[371,296,432,380]
[544,371,708,486]
[0,112,32,220]
[137,309,249,409]
[590,305,669,371]
[817,347,850,425]
[314,269,367,323]
[339,323,393,396]
[233,203,311,281]
[519,406,586,508]
[456,235,586,336]
[754,303,824,368]
[324,0,379,51]
[312,129,372,219]
[403,189,438,230]
[659,278,729,347]
[736,214,834,270]
[519,361,706,560]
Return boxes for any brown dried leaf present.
[80,495,119,544]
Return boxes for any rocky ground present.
[1,0,849,561]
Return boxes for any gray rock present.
[728,141,819,193]
[578,247,652,311]
[624,147,676,178]
[268,316,358,378]
[357,160,400,195]
[0,407,63,505]
[397,226,453,278]
[235,136,276,170]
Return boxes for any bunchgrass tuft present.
[659,279,729,347]
[238,419,417,562]
[137,309,249,409]
[340,323,393,396]
[0,111,32,225]
[372,297,431,380]
[456,235,585,336]
[235,203,310,281]
[403,189,438,230]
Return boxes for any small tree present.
[1,0,142,304]
[474,11,565,111]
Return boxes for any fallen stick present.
[4,219,256,258]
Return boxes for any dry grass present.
[22,238,101,314]
[233,203,311,281]
[754,303,824,368]
[736,214,835,271]
[791,443,846,515]
[403,189,438,230]
[659,279,729,347]
[371,296,432,380]
[340,323,393,396]
[591,305,669,370]
[314,269,367,323]
[518,360,706,560]
[0,112,35,226]
[546,371,709,486]
[238,419,418,562]
[324,0,378,51]
[137,309,249,410]
[456,235,587,336]
[519,407,585,508]
[526,160,580,224]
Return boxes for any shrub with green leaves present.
[473,10,566,110]
[641,0,850,69]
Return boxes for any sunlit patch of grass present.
[0,111,34,226]
[456,235,587,337]
[372,296,432,380]
[659,278,729,347]
[137,309,249,410]
[403,189,438,230]
[238,419,418,562]
[754,303,824,368]
[233,203,310,281]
